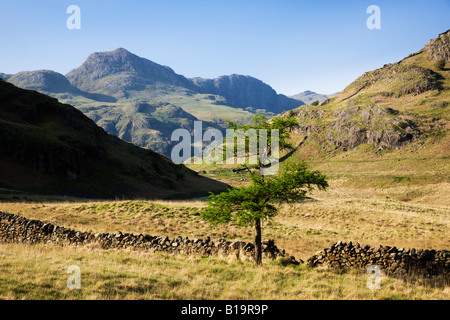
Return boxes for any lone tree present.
[201,114,328,265]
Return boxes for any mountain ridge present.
[63,47,303,113]
[191,74,302,113]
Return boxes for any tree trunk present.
[254,218,262,265]
[255,141,264,265]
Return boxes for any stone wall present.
[0,212,299,264]
[1,211,449,281]
[307,241,449,281]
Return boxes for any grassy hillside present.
[0,79,228,199]
[269,31,450,192]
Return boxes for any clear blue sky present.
[1,0,449,95]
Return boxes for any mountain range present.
[1,48,304,156]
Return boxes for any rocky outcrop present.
[289,105,420,151]
[352,64,443,97]
[424,29,450,62]
[326,106,420,150]
[307,241,449,281]
[0,212,299,264]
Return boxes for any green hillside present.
[0,79,228,199]
[276,30,450,191]
[189,30,450,201]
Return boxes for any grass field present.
[1,242,448,300]
[0,175,449,300]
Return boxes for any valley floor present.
[0,178,448,300]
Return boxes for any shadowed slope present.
[0,79,228,199]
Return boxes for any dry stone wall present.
[0,212,298,264]
[1,211,449,281]
[307,241,449,281]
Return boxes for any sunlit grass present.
[0,242,447,300]
[1,178,448,260]
[0,172,448,300]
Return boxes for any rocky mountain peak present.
[65,48,194,97]
[424,29,450,62]
[67,48,159,80]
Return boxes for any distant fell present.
[8,70,79,94]
[81,100,222,157]
[0,73,11,81]
[66,48,196,99]
[3,48,304,156]
[290,90,337,105]
[192,74,303,113]
[64,48,302,113]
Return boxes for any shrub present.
[435,59,446,70]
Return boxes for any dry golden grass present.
[0,171,449,300]
[272,180,450,258]
[1,178,448,261]
[0,242,448,300]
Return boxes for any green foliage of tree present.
[202,163,328,264]
[311,100,320,106]
[202,113,328,265]
[223,113,298,164]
